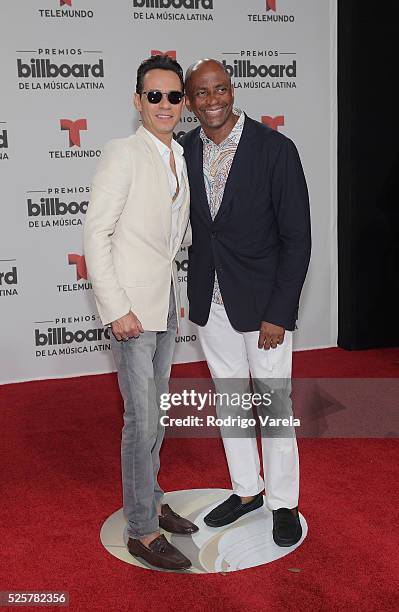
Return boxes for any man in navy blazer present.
[180,59,311,547]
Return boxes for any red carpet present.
[177,346,399,378]
[1,347,398,611]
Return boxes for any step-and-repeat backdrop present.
[0,0,337,384]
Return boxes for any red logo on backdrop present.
[68,254,87,280]
[180,307,185,319]
[60,119,87,147]
[266,0,276,11]
[261,115,285,131]
[60,0,72,6]
[151,50,177,60]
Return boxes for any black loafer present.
[204,493,264,527]
[272,507,302,547]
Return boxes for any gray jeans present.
[111,285,177,539]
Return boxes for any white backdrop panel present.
[0,0,337,383]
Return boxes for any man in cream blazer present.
[84,55,196,571]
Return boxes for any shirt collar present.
[200,107,244,147]
[143,127,184,159]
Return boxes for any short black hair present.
[136,55,184,94]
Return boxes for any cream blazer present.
[84,126,191,330]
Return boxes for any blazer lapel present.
[172,194,190,260]
[181,162,190,203]
[171,163,190,257]
[189,132,212,222]
[137,126,171,246]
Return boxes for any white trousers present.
[198,302,299,510]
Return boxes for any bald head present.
[185,58,231,96]
[184,57,236,144]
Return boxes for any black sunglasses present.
[141,90,184,105]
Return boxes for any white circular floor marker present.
[100,488,307,573]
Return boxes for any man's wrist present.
[108,310,131,327]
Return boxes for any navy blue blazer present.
[180,115,311,332]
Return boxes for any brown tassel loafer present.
[127,534,192,570]
[158,504,199,535]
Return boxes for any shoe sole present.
[159,526,199,535]
[128,550,192,571]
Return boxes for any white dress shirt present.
[143,128,186,255]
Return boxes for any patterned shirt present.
[200,108,245,304]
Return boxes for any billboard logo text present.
[0,266,17,286]
[0,130,8,148]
